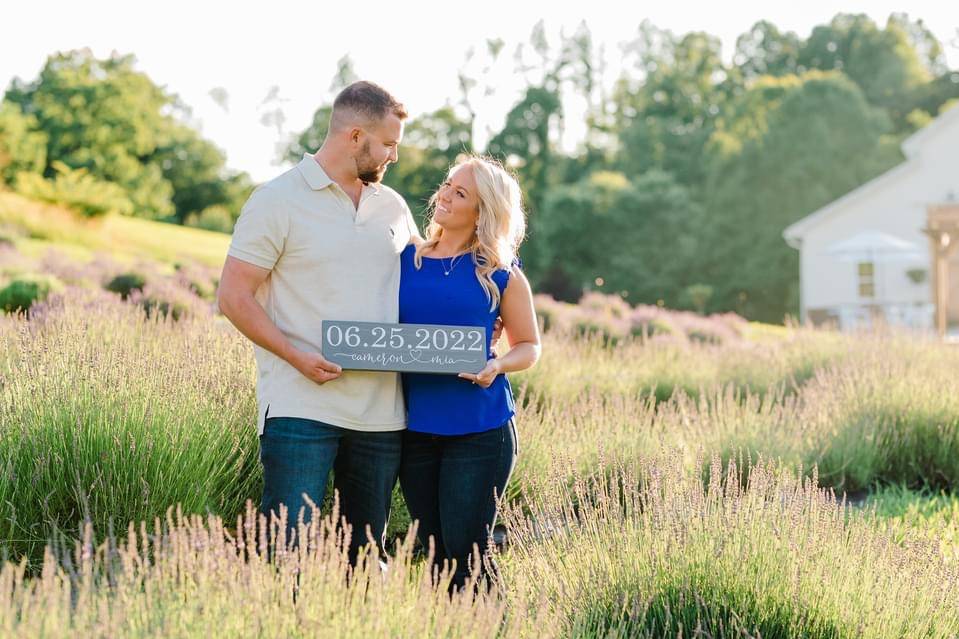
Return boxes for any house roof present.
[782,102,959,245]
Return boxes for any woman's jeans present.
[259,416,402,565]
[398,419,518,590]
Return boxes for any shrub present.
[105,272,147,300]
[14,161,134,218]
[0,274,61,314]
[184,205,235,234]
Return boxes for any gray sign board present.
[321,320,488,374]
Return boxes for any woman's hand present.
[458,359,502,388]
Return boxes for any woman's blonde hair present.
[414,155,526,310]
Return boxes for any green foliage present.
[799,14,931,121]
[683,283,714,314]
[3,49,249,221]
[105,272,147,300]
[0,274,61,313]
[697,71,901,322]
[184,205,234,234]
[613,27,733,187]
[153,125,253,224]
[14,161,134,217]
[0,102,47,184]
[536,169,701,306]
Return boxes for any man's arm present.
[217,256,341,384]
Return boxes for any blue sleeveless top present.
[399,243,516,435]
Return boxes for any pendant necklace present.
[442,252,469,276]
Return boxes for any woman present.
[398,155,541,592]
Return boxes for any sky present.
[3,1,957,183]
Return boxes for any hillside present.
[0,189,231,270]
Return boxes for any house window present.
[857,262,875,298]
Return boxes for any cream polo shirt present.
[228,153,418,435]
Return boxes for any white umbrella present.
[824,230,924,263]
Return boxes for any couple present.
[217,81,540,591]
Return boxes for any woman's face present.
[434,164,480,234]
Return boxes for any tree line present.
[1,13,957,322]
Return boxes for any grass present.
[0,454,955,638]
[861,484,959,562]
[0,190,231,268]
[499,454,959,637]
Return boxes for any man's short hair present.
[331,81,408,131]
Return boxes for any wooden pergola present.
[923,204,959,337]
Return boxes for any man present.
[217,81,417,563]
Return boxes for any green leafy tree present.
[734,21,803,80]
[536,170,700,304]
[699,71,902,321]
[4,49,247,220]
[798,14,931,127]
[153,124,253,223]
[0,102,47,184]
[5,50,175,217]
[612,25,737,188]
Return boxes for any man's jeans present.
[259,416,402,564]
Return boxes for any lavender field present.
[2,224,959,637]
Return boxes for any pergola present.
[923,204,959,337]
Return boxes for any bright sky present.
[3,1,957,183]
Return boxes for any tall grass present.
[0,289,258,565]
[500,453,959,637]
[5,292,959,568]
[511,324,851,403]
[1,454,955,638]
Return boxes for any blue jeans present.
[398,419,517,591]
[259,416,402,564]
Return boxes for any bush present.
[0,274,61,314]
[105,272,147,300]
[184,205,235,234]
[133,280,209,322]
[14,161,134,218]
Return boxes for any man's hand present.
[458,359,502,389]
[290,350,343,385]
[490,316,504,354]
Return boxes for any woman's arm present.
[459,267,541,386]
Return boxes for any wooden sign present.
[321,320,488,374]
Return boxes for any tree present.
[4,49,247,220]
[798,14,931,127]
[698,71,902,321]
[734,21,803,80]
[536,169,700,305]
[612,25,736,188]
[5,50,175,217]
[0,102,46,184]
[485,86,562,280]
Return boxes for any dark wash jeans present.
[259,416,402,564]
[398,419,518,591]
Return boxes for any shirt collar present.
[297,153,333,190]
[297,152,381,195]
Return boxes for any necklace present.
[442,252,469,276]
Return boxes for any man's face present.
[355,113,403,183]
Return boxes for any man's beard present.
[356,142,387,183]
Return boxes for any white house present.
[782,103,959,334]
